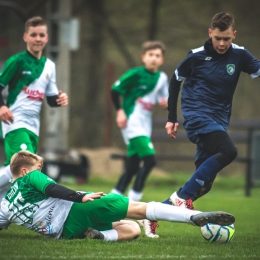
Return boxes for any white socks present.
[111,188,143,202]
[128,189,143,201]
[110,188,123,195]
[146,201,201,224]
[100,229,118,241]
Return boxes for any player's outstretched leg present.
[190,211,235,227]
[127,201,235,229]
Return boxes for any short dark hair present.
[142,41,166,55]
[211,12,235,31]
[25,16,46,33]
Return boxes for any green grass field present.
[1,172,259,260]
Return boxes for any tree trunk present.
[148,0,161,40]
[83,0,105,147]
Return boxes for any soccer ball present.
[200,223,235,243]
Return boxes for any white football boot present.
[137,219,159,238]
[170,191,194,210]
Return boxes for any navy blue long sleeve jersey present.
[168,39,260,129]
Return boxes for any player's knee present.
[131,221,141,239]
[224,147,238,165]
[228,147,238,162]
[144,155,156,168]
[217,146,238,167]
[151,156,156,168]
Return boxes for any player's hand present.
[0,106,14,124]
[165,122,179,139]
[56,90,68,106]
[82,192,105,203]
[116,109,127,129]
[158,98,168,109]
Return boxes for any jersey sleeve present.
[111,69,137,95]
[241,49,260,78]
[45,59,59,97]
[29,170,57,194]
[0,56,19,88]
[175,51,194,80]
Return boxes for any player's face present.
[208,27,236,54]
[141,48,164,73]
[23,25,49,59]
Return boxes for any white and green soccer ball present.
[201,223,235,243]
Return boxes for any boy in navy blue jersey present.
[163,12,260,209]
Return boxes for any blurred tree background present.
[0,0,260,152]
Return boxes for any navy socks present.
[178,156,223,200]
[162,198,172,205]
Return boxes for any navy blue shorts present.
[183,115,227,162]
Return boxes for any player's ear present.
[160,56,164,64]
[21,168,27,176]
[46,33,49,42]
[141,54,146,63]
[23,33,27,43]
[208,28,212,38]
[233,30,237,40]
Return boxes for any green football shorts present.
[4,128,38,165]
[127,136,155,158]
[62,193,129,239]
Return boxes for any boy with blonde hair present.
[0,151,235,241]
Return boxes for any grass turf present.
[1,172,259,260]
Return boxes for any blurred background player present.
[110,41,168,237]
[164,12,260,209]
[0,16,68,201]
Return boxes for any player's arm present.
[111,90,121,110]
[46,90,68,107]
[166,54,193,138]
[0,86,13,124]
[167,72,182,123]
[45,184,86,202]
[165,73,181,139]
[0,57,18,124]
[30,170,103,203]
[46,62,68,107]
[111,70,136,129]
[111,90,127,129]
[45,184,103,202]
[157,73,169,109]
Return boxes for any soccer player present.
[110,41,168,237]
[0,16,68,202]
[0,151,235,241]
[163,12,260,209]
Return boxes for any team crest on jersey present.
[226,64,235,75]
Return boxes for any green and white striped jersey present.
[1,170,73,238]
[112,66,168,143]
[0,51,59,138]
